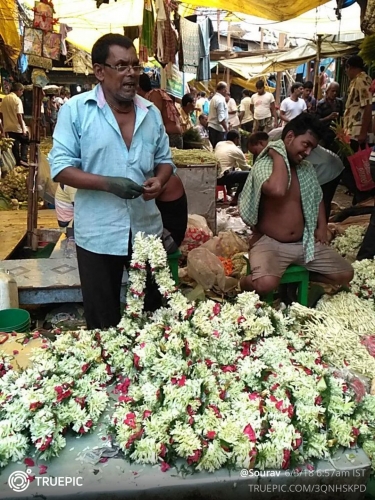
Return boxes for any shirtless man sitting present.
[239,113,353,296]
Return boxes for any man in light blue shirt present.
[49,33,174,329]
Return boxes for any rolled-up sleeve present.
[49,103,82,180]
[153,110,176,173]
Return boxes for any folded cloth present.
[239,139,322,263]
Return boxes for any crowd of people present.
[0,84,70,168]
[1,31,372,329]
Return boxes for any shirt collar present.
[84,84,152,111]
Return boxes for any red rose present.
[39,465,48,474]
[124,413,137,428]
[159,443,167,457]
[160,461,170,472]
[281,449,291,469]
[81,363,90,373]
[29,401,43,411]
[243,424,256,442]
[187,449,202,465]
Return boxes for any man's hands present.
[314,226,328,245]
[105,176,144,200]
[104,176,165,202]
[142,177,163,201]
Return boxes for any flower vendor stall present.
[1,234,375,499]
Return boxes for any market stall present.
[172,149,217,233]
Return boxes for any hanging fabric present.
[153,0,178,67]
[208,18,219,51]
[139,0,154,62]
[59,24,73,56]
[197,18,211,82]
[362,0,375,35]
[179,17,200,75]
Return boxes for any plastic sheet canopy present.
[219,41,358,79]
[182,0,330,22]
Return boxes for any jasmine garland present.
[1,233,375,475]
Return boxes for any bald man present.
[316,82,344,151]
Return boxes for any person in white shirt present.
[280,83,307,125]
[0,82,29,166]
[226,92,240,130]
[250,80,278,132]
[215,129,250,205]
[239,89,253,132]
[208,81,228,147]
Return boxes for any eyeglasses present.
[103,63,144,74]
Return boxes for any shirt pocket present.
[128,141,155,177]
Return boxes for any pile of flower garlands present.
[0,333,111,468]
[1,233,375,474]
[312,293,375,378]
[350,259,375,304]
[331,225,365,260]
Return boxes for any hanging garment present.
[153,0,178,66]
[197,18,211,82]
[18,54,28,74]
[208,18,219,51]
[59,24,73,56]
[139,0,154,61]
[362,0,375,35]
[179,17,200,75]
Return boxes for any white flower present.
[332,225,365,259]
[170,422,202,458]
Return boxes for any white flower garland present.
[0,332,111,468]
[350,259,375,304]
[331,225,365,259]
[125,233,178,318]
[1,233,375,475]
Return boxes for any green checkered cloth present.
[239,140,322,263]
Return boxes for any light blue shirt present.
[49,84,175,256]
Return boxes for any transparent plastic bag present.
[218,230,248,258]
[331,367,370,402]
[200,236,222,256]
[37,150,58,202]
[187,248,226,291]
[180,214,212,256]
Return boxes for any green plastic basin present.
[0,309,31,333]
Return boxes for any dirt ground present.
[332,184,353,210]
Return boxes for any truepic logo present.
[8,470,83,493]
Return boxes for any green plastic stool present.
[244,256,309,306]
[167,250,182,285]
